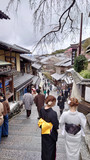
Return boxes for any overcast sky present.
[0,0,90,54]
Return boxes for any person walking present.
[64,87,68,101]
[34,89,45,119]
[44,81,47,88]
[43,89,46,97]
[23,88,33,118]
[38,95,59,160]
[0,102,4,143]
[0,93,10,137]
[57,92,65,115]
[59,97,86,160]
[50,84,52,91]
[47,89,50,96]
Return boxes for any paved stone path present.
[0,90,67,160]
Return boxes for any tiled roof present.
[14,73,33,91]
[20,54,36,62]
[60,61,71,67]
[32,76,39,85]
[77,79,90,85]
[66,69,90,85]
[51,73,64,80]
[66,68,83,84]
[32,63,41,70]
[61,74,73,84]
[55,58,71,66]
[0,41,30,53]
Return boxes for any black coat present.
[57,95,65,109]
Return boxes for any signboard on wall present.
[72,49,77,65]
[85,87,90,102]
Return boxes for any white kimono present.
[59,110,86,160]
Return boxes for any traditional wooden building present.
[31,63,41,75]
[69,69,90,115]
[0,41,31,101]
[20,54,36,74]
[14,73,33,101]
[55,58,71,74]
[0,42,30,71]
[20,54,41,89]
[0,61,14,101]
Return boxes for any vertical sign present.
[72,49,77,65]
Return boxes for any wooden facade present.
[0,74,14,101]
[0,41,30,101]
[0,50,20,71]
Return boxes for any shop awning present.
[51,73,64,81]
[32,63,41,70]
[32,76,41,86]
[14,73,33,92]
[0,60,11,66]
[61,75,73,84]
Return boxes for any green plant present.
[80,70,90,79]
[42,72,52,80]
[74,55,88,72]
[82,37,90,51]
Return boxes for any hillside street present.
[0,89,67,160]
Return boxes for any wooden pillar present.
[79,13,83,55]
[2,77,6,97]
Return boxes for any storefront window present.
[5,56,16,69]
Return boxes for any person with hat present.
[59,97,86,160]
[38,95,59,160]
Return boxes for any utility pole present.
[79,13,83,55]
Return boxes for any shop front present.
[14,73,33,101]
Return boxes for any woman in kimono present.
[59,97,86,160]
[38,95,59,160]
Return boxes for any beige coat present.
[0,102,4,126]
[23,93,33,110]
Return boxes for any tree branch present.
[32,0,76,52]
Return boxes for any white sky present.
[0,0,90,54]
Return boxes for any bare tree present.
[6,0,90,53]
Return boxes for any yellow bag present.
[38,118,53,134]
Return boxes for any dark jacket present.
[57,95,65,109]
[34,94,45,112]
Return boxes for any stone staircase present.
[80,114,90,160]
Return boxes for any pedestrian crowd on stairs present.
[0,76,87,160]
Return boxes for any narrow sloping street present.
[0,73,90,160]
[0,89,67,160]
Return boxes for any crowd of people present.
[0,77,87,160]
